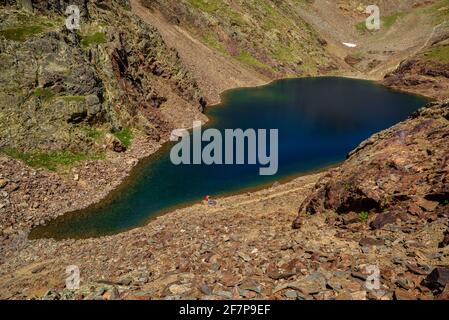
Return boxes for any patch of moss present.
[84,127,104,141]
[359,211,369,223]
[81,32,107,48]
[59,96,87,103]
[0,25,45,41]
[382,12,405,29]
[355,12,405,33]
[426,0,449,23]
[187,0,220,12]
[237,50,271,71]
[112,128,133,149]
[272,46,295,63]
[202,32,227,54]
[2,148,104,172]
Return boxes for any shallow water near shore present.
[30,77,428,240]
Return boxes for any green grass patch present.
[33,87,55,102]
[426,0,449,23]
[85,127,104,141]
[2,148,104,172]
[81,32,107,48]
[0,25,45,41]
[422,45,449,63]
[359,211,369,223]
[112,128,133,149]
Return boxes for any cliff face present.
[294,101,449,229]
[0,0,204,159]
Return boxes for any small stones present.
[284,290,298,299]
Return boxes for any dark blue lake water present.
[30,77,428,239]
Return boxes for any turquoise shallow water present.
[30,77,428,240]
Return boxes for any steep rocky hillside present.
[140,0,338,78]
[0,0,205,171]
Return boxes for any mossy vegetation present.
[33,87,55,102]
[359,211,369,223]
[0,25,45,41]
[2,147,104,172]
[422,45,449,63]
[112,128,133,148]
[355,12,405,33]
[0,12,62,41]
[80,32,107,48]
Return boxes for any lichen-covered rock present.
[294,101,449,229]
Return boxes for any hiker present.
[204,195,217,207]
